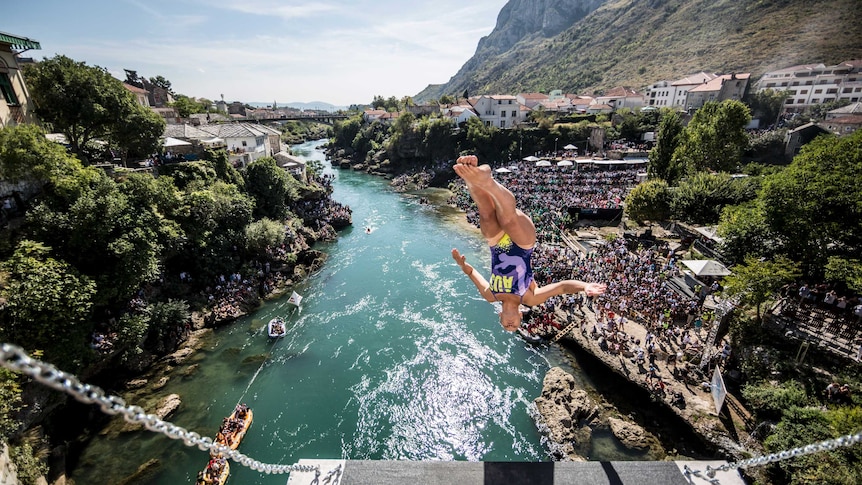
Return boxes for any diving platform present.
[286,459,745,485]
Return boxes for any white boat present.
[267,317,286,338]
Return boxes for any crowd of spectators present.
[448,165,640,237]
[448,160,736,402]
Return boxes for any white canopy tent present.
[681,260,732,277]
[523,155,540,162]
[557,160,574,166]
[563,144,577,150]
[535,160,552,167]
[494,167,512,173]
[163,137,192,147]
[201,137,225,147]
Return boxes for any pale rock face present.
[607,416,653,450]
[533,366,599,460]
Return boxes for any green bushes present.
[742,380,810,421]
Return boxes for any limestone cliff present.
[415,0,862,101]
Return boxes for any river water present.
[69,140,690,485]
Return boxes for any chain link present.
[0,343,318,475]
[5,342,861,481]
[685,430,862,479]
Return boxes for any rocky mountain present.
[415,0,862,101]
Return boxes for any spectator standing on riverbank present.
[450,155,607,332]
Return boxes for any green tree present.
[717,201,777,265]
[765,406,861,485]
[243,157,300,220]
[203,149,244,187]
[0,124,85,184]
[760,130,862,276]
[824,257,862,293]
[744,88,786,128]
[171,95,205,117]
[647,110,684,183]
[672,100,751,175]
[148,75,174,95]
[158,160,218,190]
[244,218,286,257]
[24,55,165,163]
[26,170,170,305]
[722,256,800,322]
[742,380,811,421]
[143,299,191,354]
[0,241,97,369]
[176,181,254,279]
[418,117,456,164]
[624,179,671,223]
[0,368,23,440]
[671,172,758,224]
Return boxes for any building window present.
[812,99,820,103]
[0,73,19,106]
[242,141,248,147]
[500,120,506,128]
[786,99,794,104]
[501,110,507,117]
[815,89,823,94]
[511,111,516,117]
[800,90,808,94]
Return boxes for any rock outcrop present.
[607,416,653,451]
[533,367,599,460]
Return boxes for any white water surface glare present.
[69,140,646,484]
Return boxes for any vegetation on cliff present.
[0,56,347,482]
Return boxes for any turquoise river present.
[69,139,700,484]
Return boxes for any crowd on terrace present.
[448,164,641,239]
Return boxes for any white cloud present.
[22,0,509,105]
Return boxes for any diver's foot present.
[456,155,478,166]
[455,163,494,189]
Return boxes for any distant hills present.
[247,101,347,111]
[416,0,862,101]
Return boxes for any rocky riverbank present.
[540,305,747,461]
[534,367,662,461]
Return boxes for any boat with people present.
[213,403,253,452]
[517,327,546,345]
[196,456,229,485]
[267,317,286,338]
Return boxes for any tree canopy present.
[648,109,684,183]
[758,130,862,277]
[24,55,165,162]
[672,100,751,176]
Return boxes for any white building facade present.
[755,60,862,113]
[470,95,528,128]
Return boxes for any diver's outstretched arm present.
[526,280,607,307]
[452,248,496,303]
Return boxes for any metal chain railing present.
[3,342,861,482]
[0,343,318,475]
[684,430,862,480]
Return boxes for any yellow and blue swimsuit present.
[489,233,534,301]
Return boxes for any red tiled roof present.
[689,73,750,92]
[672,72,718,86]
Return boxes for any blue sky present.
[6,0,509,107]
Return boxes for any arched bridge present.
[238,113,350,125]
